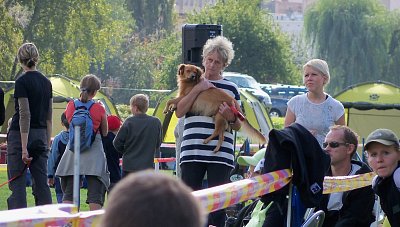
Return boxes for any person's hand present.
[194,78,215,93]
[219,101,236,122]
[22,150,32,164]
[48,178,54,187]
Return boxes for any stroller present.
[226,123,330,227]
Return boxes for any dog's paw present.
[162,108,169,114]
[168,104,177,112]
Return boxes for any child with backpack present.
[55,74,109,210]
[365,128,400,226]
[47,112,69,203]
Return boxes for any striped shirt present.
[180,78,241,168]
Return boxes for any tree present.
[2,0,132,80]
[102,31,181,105]
[125,0,175,38]
[0,1,23,82]
[187,0,299,84]
[304,0,400,93]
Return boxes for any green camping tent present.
[1,74,118,141]
[334,81,400,141]
[153,88,274,149]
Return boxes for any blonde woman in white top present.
[285,59,345,147]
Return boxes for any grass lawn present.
[0,167,89,211]
[271,116,284,130]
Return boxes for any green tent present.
[334,81,400,141]
[1,74,118,141]
[153,88,274,149]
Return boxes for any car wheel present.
[269,109,281,118]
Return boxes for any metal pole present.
[286,182,293,227]
[73,126,81,207]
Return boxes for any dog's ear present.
[178,64,185,76]
[196,67,203,78]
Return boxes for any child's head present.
[79,74,101,103]
[107,115,122,132]
[365,129,400,178]
[101,171,205,227]
[61,112,69,129]
[129,94,149,115]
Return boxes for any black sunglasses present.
[322,141,348,149]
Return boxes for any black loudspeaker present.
[182,24,223,67]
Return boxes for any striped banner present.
[0,171,377,225]
[0,204,104,227]
[192,170,376,213]
[193,169,292,213]
[323,172,376,194]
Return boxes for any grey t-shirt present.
[287,94,344,146]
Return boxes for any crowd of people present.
[2,39,399,227]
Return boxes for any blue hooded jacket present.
[47,130,69,178]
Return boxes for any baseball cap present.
[107,115,122,131]
[364,128,400,150]
[237,148,266,167]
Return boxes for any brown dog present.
[164,64,266,152]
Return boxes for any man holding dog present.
[316,125,375,226]
[175,36,243,227]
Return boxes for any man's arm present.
[335,187,375,226]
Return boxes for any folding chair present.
[301,210,325,227]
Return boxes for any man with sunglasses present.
[316,125,375,227]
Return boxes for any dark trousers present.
[54,177,63,203]
[181,162,232,227]
[7,130,52,209]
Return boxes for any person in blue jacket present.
[47,112,69,203]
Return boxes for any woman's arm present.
[175,78,215,118]
[335,114,346,125]
[18,98,33,163]
[46,99,53,148]
[219,101,241,131]
[0,88,5,126]
[284,108,296,128]
[100,111,108,137]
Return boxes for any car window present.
[265,86,307,99]
[225,75,260,90]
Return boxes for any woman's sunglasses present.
[322,141,348,149]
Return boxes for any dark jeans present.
[181,162,232,227]
[54,177,63,203]
[7,129,52,209]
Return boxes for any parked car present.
[223,72,272,108]
[260,84,307,117]
[270,97,289,117]
[260,84,307,99]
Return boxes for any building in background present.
[175,0,217,15]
